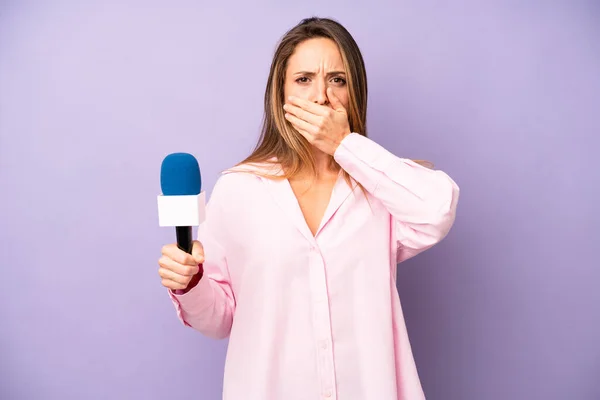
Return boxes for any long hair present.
[236,17,431,181]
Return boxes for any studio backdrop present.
[1,1,598,399]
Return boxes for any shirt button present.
[324,391,332,398]
[321,341,328,349]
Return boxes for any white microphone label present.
[157,192,206,227]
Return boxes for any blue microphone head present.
[160,153,201,195]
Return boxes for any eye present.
[295,77,309,83]
[331,77,347,85]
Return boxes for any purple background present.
[1,1,599,399]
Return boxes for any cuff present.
[333,133,397,192]
[168,273,215,312]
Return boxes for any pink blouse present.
[168,132,460,400]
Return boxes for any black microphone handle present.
[175,225,201,291]
[176,226,193,254]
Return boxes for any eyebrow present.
[293,71,346,77]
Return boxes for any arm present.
[168,177,235,339]
[334,133,460,262]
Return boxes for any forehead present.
[287,38,344,69]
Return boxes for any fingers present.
[161,279,187,290]
[158,241,204,291]
[161,243,197,266]
[192,240,205,265]
[284,112,317,137]
[283,103,324,126]
[287,96,329,116]
[158,267,191,287]
[158,255,200,276]
[158,254,199,290]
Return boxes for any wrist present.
[332,131,352,154]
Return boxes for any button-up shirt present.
[168,133,460,400]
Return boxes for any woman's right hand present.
[158,240,205,292]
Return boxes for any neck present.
[297,147,338,181]
[287,146,340,182]
[313,147,331,170]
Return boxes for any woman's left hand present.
[283,88,351,155]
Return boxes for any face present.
[283,38,349,110]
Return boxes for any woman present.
[158,17,459,400]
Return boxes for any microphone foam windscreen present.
[160,153,201,195]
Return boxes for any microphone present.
[157,153,206,288]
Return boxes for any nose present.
[311,79,329,105]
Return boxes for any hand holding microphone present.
[156,153,206,294]
[158,241,204,291]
